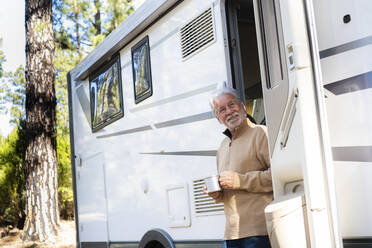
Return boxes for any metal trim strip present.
[96,125,152,139]
[67,72,81,248]
[110,243,138,248]
[95,111,214,139]
[324,71,372,95]
[129,84,217,113]
[81,242,109,248]
[319,35,372,59]
[343,238,372,248]
[174,240,223,248]
[332,146,372,162]
[108,240,223,248]
[154,111,214,128]
[140,150,217,156]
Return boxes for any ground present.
[0,220,76,248]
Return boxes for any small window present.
[131,35,153,104]
[259,0,284,89]
[89,56,124,132]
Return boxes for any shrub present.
[57,131,74,220]
[0,124,26,228]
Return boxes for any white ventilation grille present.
[180,7,215,60]
[193,178,224,216]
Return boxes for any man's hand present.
[219,171,236,189]
[204,185,222,200]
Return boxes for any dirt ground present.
[0,220,76,248]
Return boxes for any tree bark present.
[94,0,102,35]
[23,0,59,242]
[73,0,82,58]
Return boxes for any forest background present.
[0,0,143,231]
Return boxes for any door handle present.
[280,89,299,149]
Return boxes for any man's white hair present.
[209,85,242,116]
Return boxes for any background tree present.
[54,0,91,58]
[105,0,134,34]
[54,47,80,220]
[0,0,136,239]
[0,124,27,229]
[23,0,59,242]
[0,38,5,78]
[0,66,26,124]
[94,0,102,34]
[0,39,27,229]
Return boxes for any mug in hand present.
[205,175,221,193]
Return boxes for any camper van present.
[67,0,372,247]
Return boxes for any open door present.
[251,0,342,247]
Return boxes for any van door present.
[253,0,342,247]
[76,152,109,247]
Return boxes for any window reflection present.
[131,36,153,103]
[90,57,123,132]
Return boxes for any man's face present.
[214,93,246,130]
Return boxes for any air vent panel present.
[180,7,216,60]
[193,178,224,216]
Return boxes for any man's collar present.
[222,118,253,140]
[223,128,232,139]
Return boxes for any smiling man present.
[208,86,273,248]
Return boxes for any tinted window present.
[260,0,283,88]
[131,35,153,103]
[89,56,124,132]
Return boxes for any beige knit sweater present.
[216,118,273,240]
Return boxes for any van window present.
[89,56,124,132]
[259,0,284,89]
[257,0,289,155]
[131,35,153,104]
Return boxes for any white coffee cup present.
[205,175,221,193]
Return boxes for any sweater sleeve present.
[213,191,224,203]
[233,126,273,192]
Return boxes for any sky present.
[0,0,25,136]
[0,0,145,137]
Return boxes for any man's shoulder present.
[219,136,231,146]
[245,123,268,143]
[246,120,267,133]
[253,125,269,146]
[254,124,267,133]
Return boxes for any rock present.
[0,228,9,238]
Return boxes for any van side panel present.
[314,0,372,238]
[70,0,231,244]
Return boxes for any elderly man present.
[208,87,273,248]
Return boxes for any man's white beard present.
[226,111,244,130]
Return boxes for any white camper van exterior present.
[67,0,372,247]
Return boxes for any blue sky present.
[0,0,145,136]
[0,0,25,136]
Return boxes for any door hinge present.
[231,38,237,49]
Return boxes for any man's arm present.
[233,169,272,192]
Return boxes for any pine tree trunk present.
[94,0,102,35]
[23,0,59,242]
